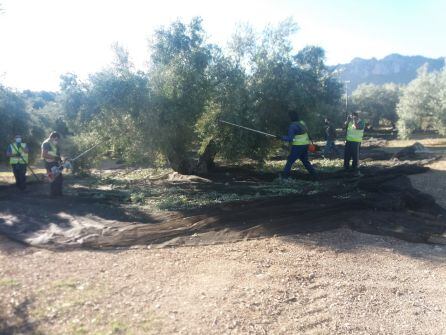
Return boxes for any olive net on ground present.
[0,163,445,249]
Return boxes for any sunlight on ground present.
[0,168,47,185]
[387,138,446,148]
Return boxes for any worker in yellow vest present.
[5,134,29,191]
[280,111,316,179]
[344,111,365,173]
[41,131,63,196]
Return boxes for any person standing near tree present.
[344,111,365,174]
[323,117,339,156]
[41,131,63,196]
[280,110,317,179]
[5,134,29,191]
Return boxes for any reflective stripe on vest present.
[43,140,58,162]
[346,121,364,142]
[292,121,310,146]
[9,143,29,165]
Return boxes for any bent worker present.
[5,134,29,191]
[344,111,365,173]
[281,111,316,179]
[41,131,63,196]
[323,117,339,156]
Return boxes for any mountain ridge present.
[330,53,445,92]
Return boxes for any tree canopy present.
[2,17,345,171]
[56,18,344,173]
[397,66,446,138]
[351,83,401,128]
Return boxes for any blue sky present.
[0,0,445,91]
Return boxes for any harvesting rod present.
[218,119,277,138]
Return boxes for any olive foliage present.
[397,66,446,138]
[55,18,345,172]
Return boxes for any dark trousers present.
[12,164,27,190]
[344,141,360,170]
[45,162,63,196]
[283,145,315,177]
[323,139,339,155]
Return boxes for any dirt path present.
[1,230,446,335]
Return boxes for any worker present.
[281,111,316,179]
[41,131,63,196]
[323,117,339,156]
[344,111,365,174]
[5,134,29,191]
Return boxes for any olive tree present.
[351,83,401,128]
[396,66,441,138]
[146,17,213,173]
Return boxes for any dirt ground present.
[1,230,445,335]
[410,159,446,208]
[1,141,446,334]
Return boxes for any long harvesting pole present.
[218,119,277,138]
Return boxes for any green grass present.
[130,177,323,211]
[66,316,162,335]
[109,321,128,334]
[261,157,344,173]
[259,160,286,173]
[70,325,89,335]
[0,278,21,287]
[313,158,344,172]
[100,167,172,182]
[52,279,78,289]
[31,278,106,321]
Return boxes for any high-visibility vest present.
[9,143,29,165]
[346,121,364,143]
[42,140,59,162]
[292,121,310,146]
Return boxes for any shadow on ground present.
[0,180,162,247]
[0,298,44,335]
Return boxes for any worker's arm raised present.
[344,115,352,128]
[355,119,365,130]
